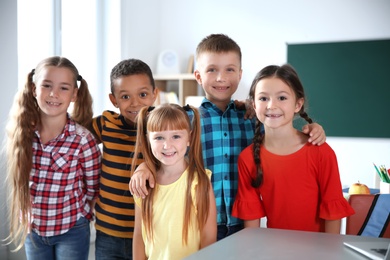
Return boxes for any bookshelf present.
[153,73,202,105]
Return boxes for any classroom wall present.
[121,0,390,188]
[1,5,390,255]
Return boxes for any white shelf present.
[154,73,202,105]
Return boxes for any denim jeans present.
[25,217,91,260]
[217,223,244,241]
[95,230,133,260]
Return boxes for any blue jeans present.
[95,230,132,260]
[25,217,91,260]
[217,224,244,241]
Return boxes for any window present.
[17,0,121,115]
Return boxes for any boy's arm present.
[200,182,217,249]
[133,205,147,260]
[129,162,155,198]
[234,99,327,146]
[234,99,255,120]
[302,123,326,146]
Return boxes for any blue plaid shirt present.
[198,98,255,226]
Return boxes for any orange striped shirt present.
[91,110,142,238]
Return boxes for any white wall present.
[121,0,390,188]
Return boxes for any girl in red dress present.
[232,64,354,233]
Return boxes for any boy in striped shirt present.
[89,59,157,259]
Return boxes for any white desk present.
[185,227,390,260]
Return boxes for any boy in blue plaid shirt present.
[129,34,326,240]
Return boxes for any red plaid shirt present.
[30,117,101,236]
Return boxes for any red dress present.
[232,142,355,232]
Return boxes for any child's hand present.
[302,123,326,145]
[129,163,155,198]
[234,99,255,120]
[87,199,97,211]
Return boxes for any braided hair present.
[249,64,313,188]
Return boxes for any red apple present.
[348,182,370,195]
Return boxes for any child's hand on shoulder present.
[234,99,255,120]
[129,163,155,199]
[302,123,326,146]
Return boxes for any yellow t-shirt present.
[134,168,212,260]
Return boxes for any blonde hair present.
[132,103,211,245]
[5,56,94,250]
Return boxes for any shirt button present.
[224,176,228,180]
[224,154,228,158]
[224,133,227,137]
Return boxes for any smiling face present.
[148,129,190,168]
[194,51,242,110]
[109,74,157,124]
[33,66,77,119]
[253,77,304,130]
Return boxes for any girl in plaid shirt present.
[5,56,101,260]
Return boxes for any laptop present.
[343,241,390,260]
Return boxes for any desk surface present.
[185,228,390,260]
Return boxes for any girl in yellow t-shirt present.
[132,103,216,260]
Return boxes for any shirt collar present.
[118,113,137,129]
[200,97,237,111]
[64,115,76,137]
[34,114,74,139]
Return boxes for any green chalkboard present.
[287,39,390,138]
